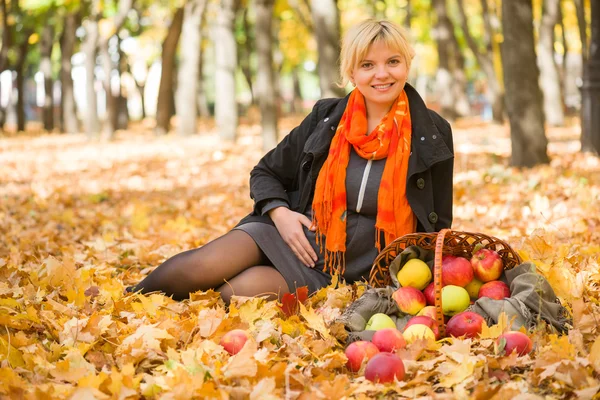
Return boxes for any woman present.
[128,19,454,303]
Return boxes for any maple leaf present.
[249,377,280,400]
[279,286,309,317]
[479,312,510,339]
[222,339,258,379]
[299,302,332,340]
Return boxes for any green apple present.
[365,313,397,330]
[396,258,432,290]
[441,285,471,316]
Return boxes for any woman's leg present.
[216,266,290,304]
[129,230,274,300]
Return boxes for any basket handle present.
[433,228,450,338]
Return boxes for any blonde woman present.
[128,19,454,302]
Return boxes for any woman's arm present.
[431,116,454,230]
[248,102,321,214]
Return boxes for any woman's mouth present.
[372,83,394,91]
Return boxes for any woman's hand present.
[268,206,318,267]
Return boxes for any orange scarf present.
[312,88,415,275]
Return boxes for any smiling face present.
[350,40,409,118]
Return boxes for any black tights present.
[128,230,291,303]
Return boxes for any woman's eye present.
[361,62,372,68]
[389,59,400,65]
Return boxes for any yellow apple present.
[396,259,432,290]
[464,277,484,300]
[366,313,397,330]
[402,324,436,344]
[441,285,471,316]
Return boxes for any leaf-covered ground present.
[1,119,599,399]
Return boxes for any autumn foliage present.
[0,123,599,398]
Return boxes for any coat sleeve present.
[248,101,321,214]
[429,112,454,230]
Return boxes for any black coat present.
[236,83,454,239]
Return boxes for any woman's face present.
[350,40,408,114]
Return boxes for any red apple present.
[404,315,441,339]
[344,341,380,372]
[392,287,426,315]
[442,255,474,287]
[497,331,533,356]
[478,281,511,300]
[371,328,407,353]
[423,282,436,306]
[220,329,250,355]
[364,352,405,383]
[446,311,486,338]
[471,249,504,282]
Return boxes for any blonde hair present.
[339,19,415,88]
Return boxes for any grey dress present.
[235,148,385,294]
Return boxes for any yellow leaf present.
[0,337,25,368]
[280,316,306,337]
[479,312,510,339]
[299,302,331,340]
[437,359,476,388]
[250,377,279,400]
[223,339,258,379]
[196,308,225,338]
[587,336,600,373]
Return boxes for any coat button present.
[302,155,314,171]
[324,117,329,122]
[416,178,425,189]
[428,212,438,224]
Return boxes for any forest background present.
[1,0,600,398]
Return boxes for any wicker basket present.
[368,229,523,336]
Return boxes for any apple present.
[364,352,405,383]
[442,255,474,287]
[471,248,504,282]
[396,258,432,290]
[366,313,397,330]
[497,331,533,356]
[345,340,380,372]
[404,315,441,339]
[417,305,437,320]
[402,323,436,344]
[220,329,250,355]
[478,280,511,300]
[441,285,471,316]
[464,277,484,300]
[392,287,426,315]
[371,328,407,353]
[446,311,486,338]
[423,282,436,306]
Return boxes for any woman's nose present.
[374,65,389,79]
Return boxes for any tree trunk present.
[99,39,117,137]
[213,0,238,141]
[155,7,184,135]
[580,0,600,154]
[573,0,587,64]
[502,0,549,167]
[60,11,79,134]
[537,0,564,126]
[432,0,469,120]
[40,22,55,131]
[176,0,207,136]
[290,65,303,113]
[82,0,101,137]
[456,0,504,123]
[0,0,11,129]
[404,0,412,29]
[113,36,129,130]
[16,30,31,132]
[255,0,278,151]
[197,50,210,117]
[310,0,344,98]
[238,7,254,104]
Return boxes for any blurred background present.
[0,0,598,166]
